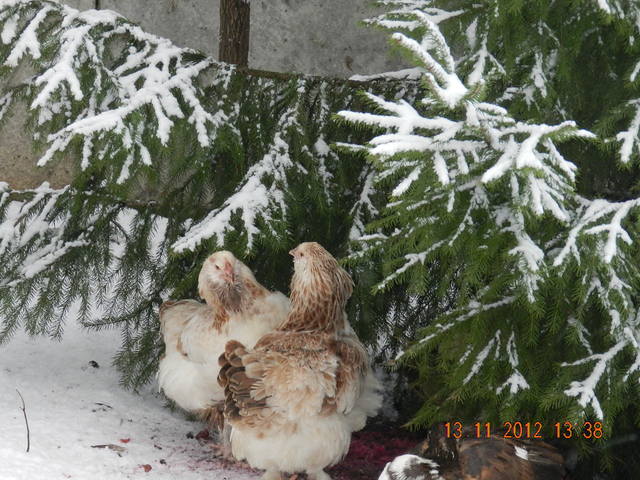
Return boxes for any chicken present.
[379,425,567,480]
[378,455,443,480]
[157,251,289,425]
[218,242,381,480]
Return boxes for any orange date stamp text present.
[444,421,604,440]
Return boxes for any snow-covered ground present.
[0,322,257,480]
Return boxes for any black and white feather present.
[379,454,443,480]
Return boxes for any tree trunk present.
[218,0,250,67]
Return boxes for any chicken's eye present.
[215,265,220,270]
[299,253,304,257]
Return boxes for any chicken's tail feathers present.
[217,340,248,387]
[218,340,262,422]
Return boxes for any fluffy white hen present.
[157,251,289,424]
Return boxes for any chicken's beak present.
[289,248,296,257]
[223,261,235,283]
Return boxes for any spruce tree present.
[0,1,418,386]
[340,1,640,476]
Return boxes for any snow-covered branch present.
[496,332,530,394]
[0,183,86,286]
[554,197,640,266]
[395,296,516,359]
[349,166,379,241]
[563,339,629,419]
[367,1,464,29]
[340,32,589,294]
[616,99,640,164]
[1,1,229,183]
[172,80,311,253]
[172,122,297,252]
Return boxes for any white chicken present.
[157,251,289,424]
[218,242,381,480]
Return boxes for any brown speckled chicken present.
[218,242,381,480]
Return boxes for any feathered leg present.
[199,401,225,432]
[200,401,234,459]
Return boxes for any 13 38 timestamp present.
[444,421,604,439]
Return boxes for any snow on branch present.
[480,120,590,185]
[495,206,545,300]
[0,182,89,286]
[496,332,530,394]
[349,166,379,241]
[593,0,640,24]
[616,99,640,164]
[394,295,532,395]
[367,1,464,29]
[0,0,229,183]
[463,330,500,384]
[623,326,640,381]
[171,130,294,253]
[339,14,590,296]
[554,197,640,266]
[466,36,505,87]
[393,296,516,360]
[3,3,54,66]
[391,31,467,108]
[172,82,308,253]
[562,339,629,419]
[376,244,443,292]
[350,68,425,82]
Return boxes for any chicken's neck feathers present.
[278,267,348,334]
[201,277,270,332]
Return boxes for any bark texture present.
[218,0,250,67]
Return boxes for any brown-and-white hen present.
[218,242,381,480]
[157,251,289,427]
[379,424,567,480]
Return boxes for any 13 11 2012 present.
[444,421,604,439]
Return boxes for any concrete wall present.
[67,0,403,78]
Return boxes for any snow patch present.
[0,321,257,480]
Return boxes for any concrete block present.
[249,0,404,77]
[72,0,405,78]
[101,0,219,60]
[0,104,76,190]
[63,0,96,10]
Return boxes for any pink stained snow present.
[0,322,258,480]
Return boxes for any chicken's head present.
[289,242,347,280]
[289,242,327,271]
[198,250,245,311]
[289,242,354,316]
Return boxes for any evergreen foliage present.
[376,0,640,199]
[3,0,640,476]
[0,0,418,387]
[340,1,640,476]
